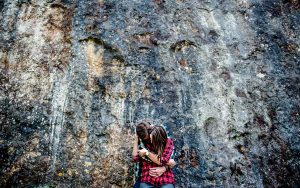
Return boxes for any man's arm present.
[149,154,176,177]
[149,158,176,177]
[132,135,140,162]
[149,166,166,177]
[147,139,176,177]
[167,159,176,168]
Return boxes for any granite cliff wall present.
[0,0,299,187]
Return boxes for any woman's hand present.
[149,166,166,177]
[138,148,148,157]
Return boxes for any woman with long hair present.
[137,125,175,188]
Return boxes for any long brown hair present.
[150,125,168,156]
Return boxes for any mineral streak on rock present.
[0,0,299,187]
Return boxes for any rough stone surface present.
[0,0,299,187]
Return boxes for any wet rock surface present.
[0,0,299,187]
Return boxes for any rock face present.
[0,0,299,187]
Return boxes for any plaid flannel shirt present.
[133,140,148,179]
[140,138,175,186]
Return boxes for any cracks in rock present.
[49,1,71,9]
[230,162,244,177]
[170,40,197,53]
[79,36,124,62]
[132,32,158,48]
[196,7,217,13]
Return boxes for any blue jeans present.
[134,177,141,188]
[139,182,174,188]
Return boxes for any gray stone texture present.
[0,0,299,187]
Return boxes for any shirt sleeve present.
[160,138,174,166]
[132,154,140,163]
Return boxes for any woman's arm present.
[138,138,174,166]
[139,149,161,165]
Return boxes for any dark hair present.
[150,125,168,156]
[136,121,152,140]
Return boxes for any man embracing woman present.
[132,121,176,188]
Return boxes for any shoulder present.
[166,138,173,144]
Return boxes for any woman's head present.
[150,125,168,155]
[136,121,152,141]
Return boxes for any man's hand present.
[138,148,148,157]
[167,159,176,168]
[149,166,166,177]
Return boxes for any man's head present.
[136,121,152,141]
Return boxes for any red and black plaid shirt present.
[140,138,174,186]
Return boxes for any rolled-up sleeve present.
[160,138,174,166]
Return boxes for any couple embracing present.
[132,121,176,188]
